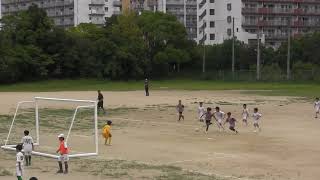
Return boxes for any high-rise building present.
[0,0,122,27]
[197,0,258,45]
[197,0,320,47]
[128,0,197,40]
[165,0,197,40]
[242,0,320,47]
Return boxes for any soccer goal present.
[1,97,98,159]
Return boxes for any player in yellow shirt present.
[102,120,112,145]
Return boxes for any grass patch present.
[75,159,227,180]
[0,79,319,97]
[0,168,13,176]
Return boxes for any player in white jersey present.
[214,106,225,132]
[21,130,34,166]
[242,104,249,126]
[252,108,262,132]
[16,144,24,180]
[314,98,320,118]
[198,102,205,122]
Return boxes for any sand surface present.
[0,90,319,180]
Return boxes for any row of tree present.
[0,5,320,83]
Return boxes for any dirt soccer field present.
[0,90,319,180]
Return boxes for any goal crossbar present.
[1,97,98,159]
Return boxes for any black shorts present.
[179,112,183,115]
[206,120,211,125]
[98,101,104,108]
[229,127,235,131]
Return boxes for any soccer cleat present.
[56,170,63,174]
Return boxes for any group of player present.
[176,100,262,134]
[15,131,69,180]
[10,95,320,180]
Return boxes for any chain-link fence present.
[173,69,320,81]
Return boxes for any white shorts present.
[242,115,248,120]
[58,154,69,162]
[16,166,23,177]
[253,120,259,125]
[24,150,32,156]
[217,119,223,124]
[316,107,320,113]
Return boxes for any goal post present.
[1,97,99,159]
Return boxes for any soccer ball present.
[195,128,199,132]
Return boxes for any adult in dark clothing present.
[97,90,106,114]
[144,79,149,96]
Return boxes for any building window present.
[227,16,232,23]
[210,21,215,27]
[210,9,214,15]
[105,7,108,11]
[210,0,214,3]
[89,7,92,10]
[210,33,215,40]
[227,3,232,11]
[227,28,232,36]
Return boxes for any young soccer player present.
[225,112,238,134]
[21,130,33,166]
[16,144,24,180]
[144,78,149,96]
[198,102,205,122]
[97,90,106,114]
[176,100,185,121]
[242,104,249,126]
[56,134,69,174]
[252,108,262,132]
[102,120,112,145]
[214,106,225,132]
[314,98,320,118]
[201,107,214,133]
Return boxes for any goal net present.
[1,97,98,159]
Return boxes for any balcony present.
[241,0,320,4]
[89,10,105,16]
[242,7,320,16]
[293,20,320,27]
[242,20,290,27]
[89,0,105,5]
[113,0,122,7]
[113,10,121,15]
[198,9,206,22]
[198,0,206,9]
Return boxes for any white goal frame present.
[1,97,98,159]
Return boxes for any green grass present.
[0,79,320,97]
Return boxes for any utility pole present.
[183,0,187,27]
[287,18,291,80]
[232,17,235,79]
[257,30,261,80]
[202,20,206,73]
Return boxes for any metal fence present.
[173,69,320,81]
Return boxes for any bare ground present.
[0,90,319,180]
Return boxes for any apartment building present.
[1,0,121,27]
[198,0,320,47]
[165,0,197,40]
[197,0,257,45]
[242,0,320,47]
[129,0,198,40]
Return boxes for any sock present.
[28,156,31,165]
[58,162,63,171]
[64,162,69,173]
[25,156,29,166]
